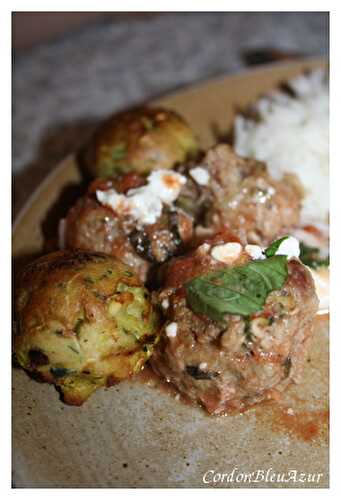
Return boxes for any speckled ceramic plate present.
[13,58,329,488]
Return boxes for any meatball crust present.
[63,175,194,282]
[64,195,150,282]
[202,145,302,245]
[15,251,159,405]
[81,106,199,178]
[151,241,318,414]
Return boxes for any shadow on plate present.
[13,118,100,219]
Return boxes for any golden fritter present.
[14,251,159,405]
[81,107,199,178]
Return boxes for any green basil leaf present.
[185,255,288,321]
[264,236,289,258]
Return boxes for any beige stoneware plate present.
[13,58,329,488]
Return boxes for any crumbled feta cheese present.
[144,170,186,204]
[198,242,211,254]
[211,242,242,264]
[96,169,186,225]
[275,236,300,260]
[97,188,163,225]
[245,244,265,260]
[189,166,210,186]
[161,298,170,310]
[165,322,178,338]
[199,362,208,370]
[287,408,295,416]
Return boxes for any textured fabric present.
[13,12,329,214]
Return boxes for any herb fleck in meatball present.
[151,237,318,414]
[81,107,199,178]
[15,251,160,405]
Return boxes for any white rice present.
[234,69,329,227]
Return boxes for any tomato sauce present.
[134,365,329,443]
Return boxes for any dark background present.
[13,12,329,215]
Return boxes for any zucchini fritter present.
[15,251,159,405]
[81,107,199,178]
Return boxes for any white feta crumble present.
[197,242,211,254]
[287,408,295,416]
[146,170,187,204]
[275,236,300,260]
[96,169,186,225]
[245,244,265,260]
[96,188,162,225]
[165,322,178,338]
[161,298,170,310]
[211,242,242,264]
[189,166,210,186]
[199,362,208,370]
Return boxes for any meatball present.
[151,237,318,414]
[81,106,199,178]
[62,174,194,282]
[63,195,150,282]
[186,145,302,245]
[14,251,159,405]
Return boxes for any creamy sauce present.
[275,236,300,260]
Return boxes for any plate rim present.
[13,56,327,234]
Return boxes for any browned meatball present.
[81,106,199,178]
[184,145,302,245]
[64,196,150,281]
[62,174,194,282]
[151,237,318,414]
